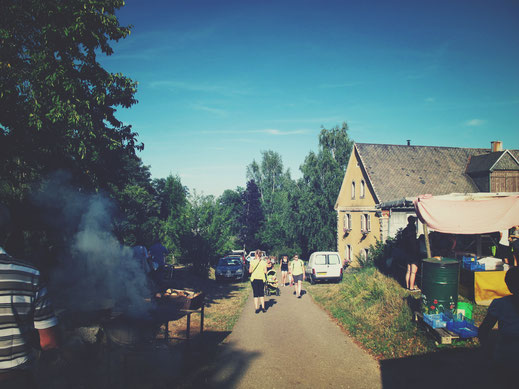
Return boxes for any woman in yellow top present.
[290,254,305,298]
[249,249,268,314]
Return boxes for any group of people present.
[248,250,305,314]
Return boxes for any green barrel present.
[421,258,459,315]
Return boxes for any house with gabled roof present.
[335,141,519,265]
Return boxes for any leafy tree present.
[0,0,139,255]
[218,188,245,245]
[240,180,263,250]
[156,175,189,260]
[246,150,286,221]
[297,122,354,256]
[181,192,234,275]
[113,184,160,248]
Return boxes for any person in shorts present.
[249,249,267,314]
[290,254,305,298]
[402,216,420,291]
[280,255,289,286]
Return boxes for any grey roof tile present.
[355,143,494,203]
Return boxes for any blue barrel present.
[421,258,459,315]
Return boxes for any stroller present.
[265,269,280,296]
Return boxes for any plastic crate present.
[458,325,478,338]
[462,256,477,270]
[446,320,478,338]
[469,261,485,271]
[423,313,449,329]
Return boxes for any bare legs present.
[281,271,288,286]
[406,263,418,290]
[294,280,302,297]
[253,296,265,310]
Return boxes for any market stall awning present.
[413,194,519,234]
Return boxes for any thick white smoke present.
[37,172,153,318]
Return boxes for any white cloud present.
[201,129,307,136]
[148,80,251,96]
[190,104,228,117]
[464,119,486,127]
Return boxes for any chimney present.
[491,141,503,152]
[407,140,411,146]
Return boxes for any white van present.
[306,251,343,284]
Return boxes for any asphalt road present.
[208,283,382,388]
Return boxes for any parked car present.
[215,256,246,282]
[228,252,246,266]
[305,251,343,284]
[246,250,266,262]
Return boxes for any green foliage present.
[0,0,142,257]
[297,122,353,256]
[307,267,437,359]
[240,180,263,250]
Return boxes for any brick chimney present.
[491,141,503,152]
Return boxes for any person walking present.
[249,249,267,314]
[280,255,289,287]
[290,254,305,298]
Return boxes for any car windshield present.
[219,258,241,266]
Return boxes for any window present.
[360,180,366,198]
[345,245,352,262]
[351,181,356,199]
[315,254,326,265]
[361,214,371,233]
[364,248,369,260]
[343,213,352,231]
[329,254,341,265]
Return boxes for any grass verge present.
[306,266,482,359]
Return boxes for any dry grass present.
[165,266,250,340]
[306,267,481,360]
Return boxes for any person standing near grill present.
[0,246,60,388]
[249,249,267,314]
[290,254,305,298]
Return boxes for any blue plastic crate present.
[446,320,478,338]
[462,255,485,271]
[423,313,448,329]
[458,325,478,338]
[469,261,485,271]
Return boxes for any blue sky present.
[101,0,519,196]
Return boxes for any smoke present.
[35,172,152,317]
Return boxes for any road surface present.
[208,284,382,388]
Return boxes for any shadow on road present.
[379,344,509,389]
[177,331,261,389]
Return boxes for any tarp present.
[413,194,519,234]
[474,271,511,306]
